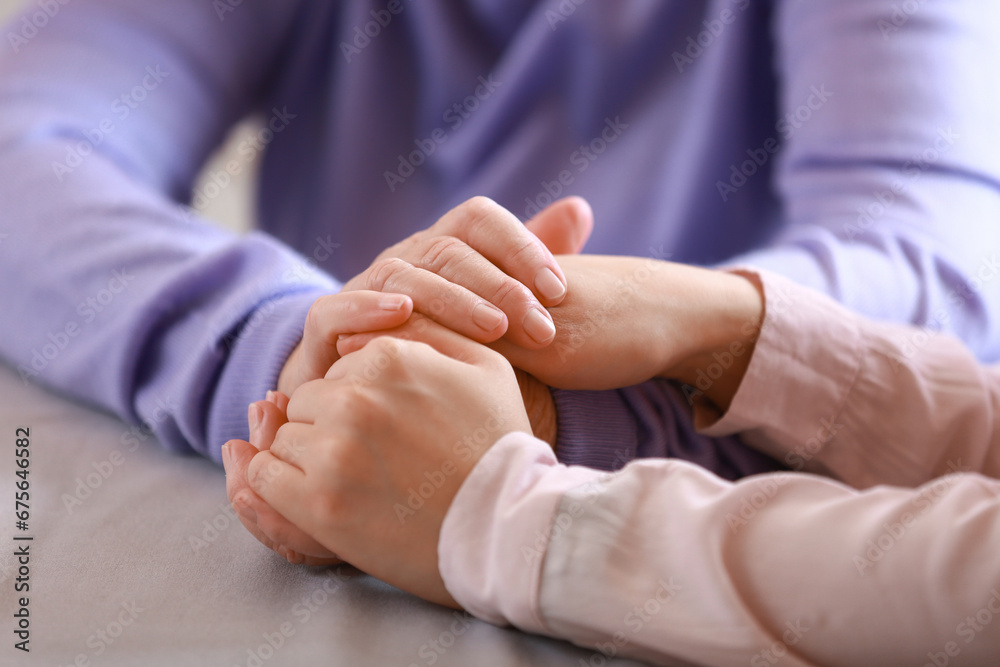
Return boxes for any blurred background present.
[0,0,256,235]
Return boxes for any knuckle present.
[312,491,347,527]
[489,277,535,311]
[288,378,322,410]
[274,423,305,459]
[366,257,409,291]
[507,235,543,266]
[372,335,404,358]
[463,195,500,219]
[417,235,473,275]
[304,295,334,335]
[249,456,283,492]
[429,281,465,314]
[459,196,503,233]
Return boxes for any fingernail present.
[248,404,262,437]
[265,390,276,404]
[472,302,505,333]
[379,294,408,311]
[523,308,556,344]
[221,443,232,468]
[534,267,566,301]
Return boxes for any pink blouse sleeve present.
[440,434,1000,666]
[700,269,1000,488]
[439,270,1000,665]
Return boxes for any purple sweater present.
[1,0,999,476]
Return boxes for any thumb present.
[524,196,594,255]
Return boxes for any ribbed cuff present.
[205,290,328,463]
[550,388,638,470]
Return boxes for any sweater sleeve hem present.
[205,288,333,463]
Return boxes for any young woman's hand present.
[228,320,531,607]
[224,390,343,566]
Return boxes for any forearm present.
[0,0,332,459]
[661,269,764,412]
[701,270,1000,487]
[538,258,774,476]
[442,433,1000,666]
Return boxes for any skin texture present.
[226,197,593,566]
[224,298,561,568]
[226,389,341,566]
[227,322,531,606]
[224,242,767,594]
[276,196,593,398]
[340,256,765,400]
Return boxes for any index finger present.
[432,196,568,307]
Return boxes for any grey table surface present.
[0,362,648,666]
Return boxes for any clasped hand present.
[222,196,764,607]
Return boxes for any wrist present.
[665,270,764,411]
[516,370,557,448]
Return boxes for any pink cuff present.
[438,432,606,634]
[699,269,865,469]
